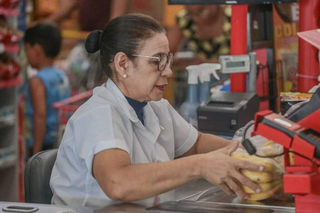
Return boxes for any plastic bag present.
[232,121,289,201]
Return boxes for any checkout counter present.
[0,179,295,213]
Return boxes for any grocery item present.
[231,152,283,201]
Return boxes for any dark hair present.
[85,13,165,79]
[24,23,62,58]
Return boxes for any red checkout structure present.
[230,0,320,93]
[231,1,320,212]
[253,101,320,213]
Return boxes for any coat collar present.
[93,78,161,144]
[105,78,140,123]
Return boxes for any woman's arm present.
[30,77,46,154]
[93,148,200,201]
[181,132,238,157]
[92,142,262,202]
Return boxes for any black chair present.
[24,149,58,204]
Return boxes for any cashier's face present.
[118,33,173,102]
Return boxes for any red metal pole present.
[298,0,320,92]
[230,5,248,93]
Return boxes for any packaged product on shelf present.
[279,92,312,115]
[0,53,20,80]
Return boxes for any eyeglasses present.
[132,53,174,72]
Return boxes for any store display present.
[0,53,20,80]
[286,87,320,133]
[0,0,23,202]
[279,92,312,115]
[0,16,22,53]
[0,0,19,16]
[0,16,23,46]
[0,0,19,9]
[0,105,15,128]
[273,3,299,93]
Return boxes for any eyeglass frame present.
[131,52,174,72]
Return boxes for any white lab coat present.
[50,78,198,208]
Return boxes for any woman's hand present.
[198,142,263,199]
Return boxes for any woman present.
[50,14,263,208]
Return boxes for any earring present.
[123,74,127,79]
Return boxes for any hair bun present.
[85,30,103,53]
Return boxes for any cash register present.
[197,53,260,137]
[197,92,259,137]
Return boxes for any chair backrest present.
[24,149,58,204]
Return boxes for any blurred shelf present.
[0,114,15,129]
[252,40,273,50]
[0,76,22,89]
[0,0,22,202]
[0,7,19,16]
[62,30,90,40]
[0,105,15,129]
[0,146,16,169]
[2,43,20,53]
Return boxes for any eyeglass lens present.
[159,53,173,71]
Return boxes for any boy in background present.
[24,23,70,157]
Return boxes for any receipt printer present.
[197,92,260,136]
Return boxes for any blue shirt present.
[125,96,147,125]
[24,67,70,148]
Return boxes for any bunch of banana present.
[231,152,283,201]
[261,140,292,166]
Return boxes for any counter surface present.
[0,179,295,213]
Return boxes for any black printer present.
[197,92,260,137]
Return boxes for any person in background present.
[50,14,264,209]
[24,23,70,158]
[167,5,231,63]
[45,0,128,31]
[44,0,128,90]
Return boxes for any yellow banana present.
[247,182,282,201]
[243,180,281,194]
[231,152,249,159]
[247,191,272,201]
[260,146,278,156]
[263,140,274,147]
[241,170,273,183]
[231,153,276,172]
[289,152,294,165]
